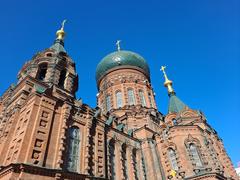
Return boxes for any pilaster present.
[55,102,72,169]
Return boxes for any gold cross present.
[160,65,168,78]
[160,66,166,73]
[160,65,174,94]
[160,65,171,82]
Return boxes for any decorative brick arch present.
[164,141,178,151]
[179,108,198,118]
[165,113,177,126]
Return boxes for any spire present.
[116,40,121,51]
[50,20,67,53]
[160,66,187,113]
[168,94,187,113]
[160,66,175,95]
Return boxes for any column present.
[84,121,92,174]
[126,145,134,180]
[149,139,164,180]
[106,139,112,179]
[115,140,124,180]
[141,140,156,179]
[55,103,71,169]
[136,149,144,180]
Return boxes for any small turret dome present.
[96,50,150,84]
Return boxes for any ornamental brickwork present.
[0,25,238,180]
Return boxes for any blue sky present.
[0,0,239,166]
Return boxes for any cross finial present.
[56,20,67,40]
[160,65,175,94]
[116,40,121,51]
[61,19,67,30]
[160,66,166,73]
[160,66,168,79]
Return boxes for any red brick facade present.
[0,29,238,180]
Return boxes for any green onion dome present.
[96,50,150,84]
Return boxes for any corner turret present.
[160,66,187,113]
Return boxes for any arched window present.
[115,91,123,108]
[139,90,146,107]
[106,95,111,112]
[189,143,203,167]
[127,89,135,105]
[172,118,177,125]
[58,69,67,88]
[36,63,48,81]
[46,53,52,57]
[67,127,80,172]
[148,93,153,107]
[168,148,179,171]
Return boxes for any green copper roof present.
[50,39,66,53]
[96,50,150,83]
[168,93,187,113]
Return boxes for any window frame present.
[139,89,147,107]
[148,92,153,107]
[189,143,203,167]
[36,63,48,81]
[127,88,136,105]
[58,69,67,88]
[106,94,111,112]
[115,90,123,108]
[167,148,179,171]
[67,126,81,172]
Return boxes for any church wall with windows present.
[0,23,237,180]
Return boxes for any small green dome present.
[96,50,150,83]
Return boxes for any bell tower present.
[0,21,80,172]
[17,20,78,97]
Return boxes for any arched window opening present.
[168,148,179,171]
[127,89,135,105]
[109,141,116,179]
[148,93,153,107]
[106,95,111,112]
[46,53,52,57]
[115,91,123,108]
[58,69,67,88]
[37,63,48,81]
[67,127,80,172]
[139,90,146,107]
[172,118,177,125]
[189,143,203,167]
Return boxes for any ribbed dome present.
[96,50,150,83]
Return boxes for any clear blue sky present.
[0,0,239,166]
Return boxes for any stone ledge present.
[0,163,107,180]
[184,171,228,180]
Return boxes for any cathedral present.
[0,22,238,180]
